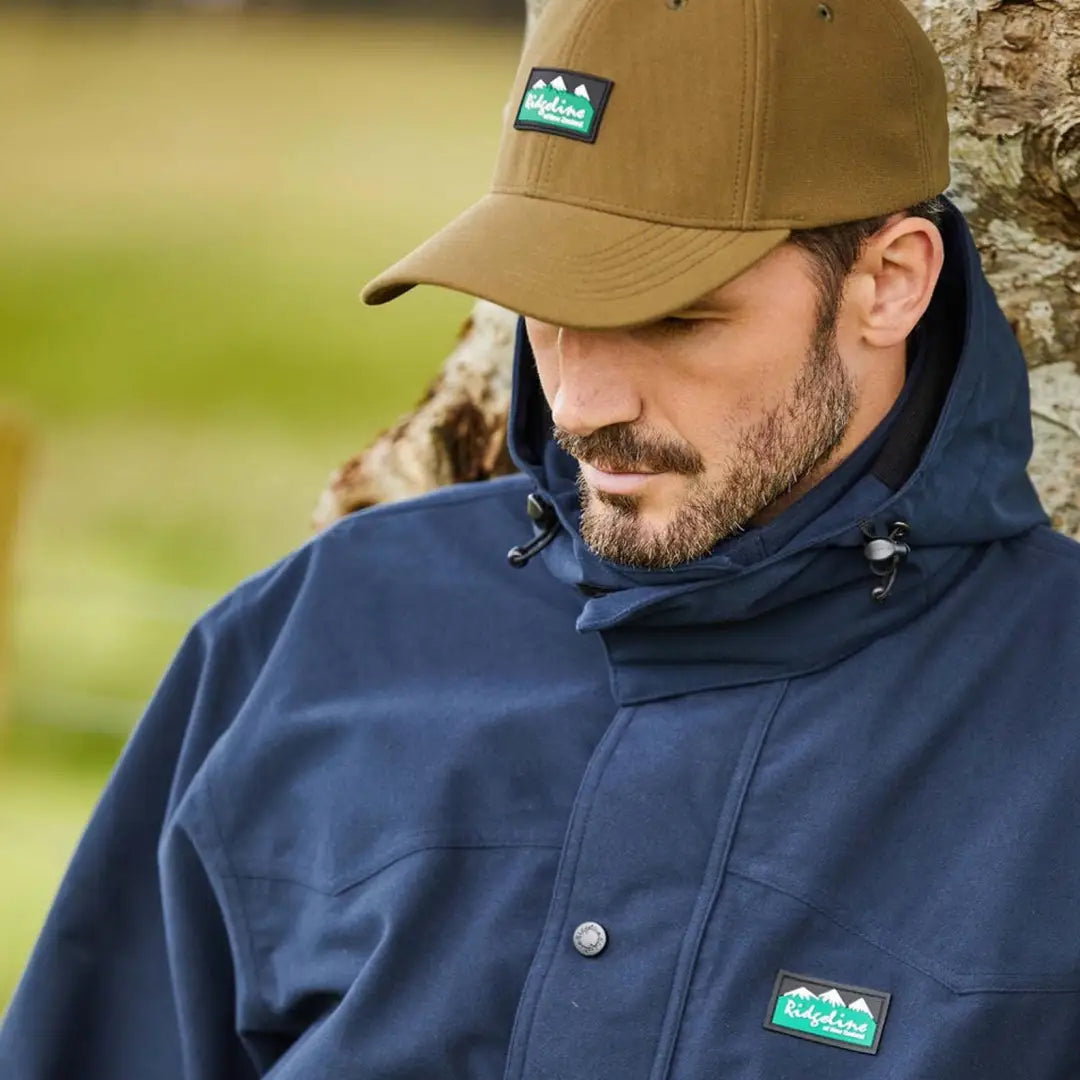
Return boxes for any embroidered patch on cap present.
[514,67,614,143]
[764,971,891,1055]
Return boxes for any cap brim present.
[360,192,790,330]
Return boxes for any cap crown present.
[492,0,949,229]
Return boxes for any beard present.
[555,308,857,570]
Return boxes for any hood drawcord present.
[508,494,562,568]
[860,521,911,603]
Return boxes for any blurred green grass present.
[0,12,519,1009]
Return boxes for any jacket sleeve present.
[0,599,265,1080]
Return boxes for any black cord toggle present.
[507,493,561,568]
[860,520,911,603]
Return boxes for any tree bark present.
[313,0,1080,539]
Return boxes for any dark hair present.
[787,195,947,323]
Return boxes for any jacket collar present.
[506,199,1048,703]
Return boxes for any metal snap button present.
[572,921,608,957]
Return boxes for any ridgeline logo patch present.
[514,67,614,143]
[764,971,891,1055]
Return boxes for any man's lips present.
[579,460,664,495]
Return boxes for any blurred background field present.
[0,11,519,1008]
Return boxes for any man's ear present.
[849,215,945,349]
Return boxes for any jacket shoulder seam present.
[183,778,269,1022]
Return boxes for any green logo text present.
[516,75,596,135]
[771,986,877,1049]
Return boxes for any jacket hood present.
[506,197,1048,703]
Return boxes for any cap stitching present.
[731,0,753,222]
[441,199,702,270]
[878,0,930,192]
[536,0,618,192]
[550,227,706,273]
[517,66,545,191]
[545,218,662,263]
[516,230,724,293]
[491,232,758,300]
[458,193,769,268]
[559,231,736,289]
[476,192,688,262]
[751,0,771,223]
[557,232,740,290]
[492,183,809,226]
[547,217,726,269]
[546,221,682,266]
[526,3,596,188]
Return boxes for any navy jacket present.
[5,200,1080,1080]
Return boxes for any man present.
[4,0,1080,1077]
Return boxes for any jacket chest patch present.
[764,970,891,1055]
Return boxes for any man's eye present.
[652,317,699,334]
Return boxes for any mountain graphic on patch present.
[514,67,614,144]
[764,971,892,1055]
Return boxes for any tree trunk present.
[313,0,1080,539]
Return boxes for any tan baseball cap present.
[361,0,949,331]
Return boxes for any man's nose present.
[549,327,642,437]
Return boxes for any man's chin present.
[579,500,705,570]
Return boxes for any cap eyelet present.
[816,3,834,20]
[666,0,688,10]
